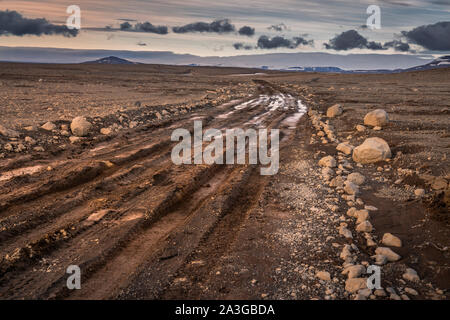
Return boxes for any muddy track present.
[0,81,308,299]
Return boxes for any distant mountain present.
[83,56,138,65]
[0,46,437,71]
[283,55,450,74]
[403,55,450,72]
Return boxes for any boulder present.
[353,137,391,164]
[70,117,92,137]
[327,104,343,118]
[347,172,366,185]
[364,109,389,127]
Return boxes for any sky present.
[0,0,449,58]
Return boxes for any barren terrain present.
[0,63,448,300]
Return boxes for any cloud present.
[0,10,78,37]
[401,21,450,51]
[324,30,383,50]
[233,42,253,50]
[383,40,411,52]
[268,23,288,32]
[120,22,132,30]
[135,22,168,34]
[238,26,255,36]
[257,35,313,49]
[172,19,235,34]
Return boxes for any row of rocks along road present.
[0,80,447,300]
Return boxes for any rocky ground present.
[0,63,448,300]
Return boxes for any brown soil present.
[0,63,449,300]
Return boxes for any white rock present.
[382,233,402,247]
[364,109,389,127]
[70,116,92,137]
[353,137,392,164]
[375,247,401,262]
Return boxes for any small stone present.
[327,104,343,118]
[347,172,366,185]
[364,205,378,211]
[372,254,388,265]
[33,146,44,152]
[24,136,36,144]
[337,142,354,155]
[343,265,365,279]
[0,124,20,138]
[375,247,401,262]
[355,210,370,224]
[414,189,425,197]
[69,136,82,144]
[374,289,386,297]
[382,233,402,247]
[405,287,418,296]
[344,181,359,195]
[339,226,353,239]
[402,268,420,282]
[316,271,331,281]
[41,122,56,131]
[319,156,337,168]
[100,128,112,135]
[356,221,373,232]
[356,124,366,132]
[345,278,367,293]
[373,126,382,131]
[431,177,448,190]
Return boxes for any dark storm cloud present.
[120,22,132,30]
[135,22,168,34]
[233,42,253,50]
[0,10,78,37]
[238,26,255,36]
[257,35,313,49]
[401,21,450,51]
[172,19,235,34]
[383,40,411,52]
[324,30,383,50]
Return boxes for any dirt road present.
[0,80,313,299]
